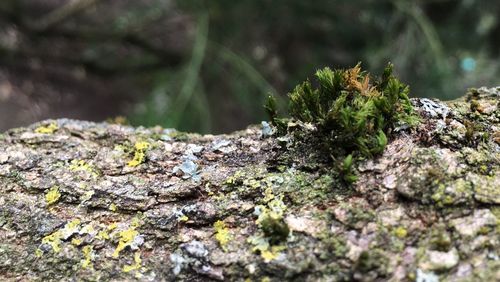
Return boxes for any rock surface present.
[0,87,499,281]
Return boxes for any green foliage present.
[270,62,418,158]
[340,154,358,184]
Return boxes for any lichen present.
[123,251,142,274]
[394,226,408,238]
[69,159,99,178]
[35,122,58,134]
[109,203,117,212]
[81,245,94,269]
[41,230,62,253]
[214,220,232,251]
[247,235,286,263]
[112,218,143,258]
[127,141,150,167]
[45,186,61,206]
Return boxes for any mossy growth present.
[265,63,418,159]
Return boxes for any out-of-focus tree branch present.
[33,0,103,31]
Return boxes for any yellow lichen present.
[214,220,232,251]
[81,245,94,269]
[248,235,286,262]
[178,215,189,222]
[123,251,142,273]
[127,141,150,167]
[35,248,43,258]
[80,223,95,235]
[112,228,139,258]
[60,219,81,239]
[108,222,118,231]
[71,237,83,246]
[263,188,275,202]
[41,219,82,253]
[35,122,58,134]
[81,190,94,201]
[261,248,280,262]
[45,186,61,206]
[394,226,408,238]
[69,160,98,177]
[96,230,110,240]
[109,203,117,212]
[42,230,62,253]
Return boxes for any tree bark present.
[0,87,499,281]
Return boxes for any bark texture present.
[0,87,499,281]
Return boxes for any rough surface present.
[0,87,499,281]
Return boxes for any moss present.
[429,228,452,252]
[339,154,358,184]
[258,212,289,245]
[356,250,389,275]
[318,235,348,260]
[266,63,418,159]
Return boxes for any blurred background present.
[0,0,499,133]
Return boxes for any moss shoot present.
[266,62,418,164]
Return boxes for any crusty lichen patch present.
[45,186,61,206]
[35,122,58,134]
[69,159,99,178]
[127,141,150,167]
[213,220,232,252]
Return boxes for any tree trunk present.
[0,87,499,281]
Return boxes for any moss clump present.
[266,63,418,158]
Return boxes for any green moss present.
[266,63,418,159]
[356,250,389,275]
[318,235,348,260]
